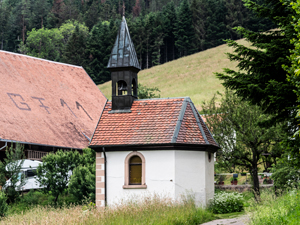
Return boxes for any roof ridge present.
[0,50,82,68]
[135,97,190,101]
[171,97,190,143]
[192,103,220,147]
[189,101,209,144]
[105,97,191,102]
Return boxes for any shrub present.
[0,191,8,217]
[209,191,244,214]
[68,164,95,202]
[247,189,300,225]
[271,165,300,193]
[36,149,82,203]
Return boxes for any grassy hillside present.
[98,39,250,110]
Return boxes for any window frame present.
[123,151,147,189]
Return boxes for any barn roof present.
[0,51,107,149]
[89,97,219,151]
[107,16,140,70]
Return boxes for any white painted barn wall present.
[106,150,214,207]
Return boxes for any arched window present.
[123,151,147,189]
[129,156,142,184]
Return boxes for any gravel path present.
[200,216,250,225]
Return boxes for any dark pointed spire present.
[107,17,140,70]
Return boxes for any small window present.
[123,151,147,189]
[26,169,37,178]
[129,156,142,185]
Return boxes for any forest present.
[0,0,274,84]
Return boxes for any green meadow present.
[98,39,250,110]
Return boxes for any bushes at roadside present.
[7,190,78,215]
[247,189,300,225]
[271,165,300,193]
[68,164,95,202]
[209,191,244,214]
[0,191,8,217]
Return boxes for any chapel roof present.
[89,97,219,150]
[107,17,140,70]
[0,50,107,149]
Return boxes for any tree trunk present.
[22,15,25,43]
[251,166,260,202]
[146,40,149,69]
[172,40,174,60]
[1,33,3,50]
[54,193,59,203]
[165,41,168,63]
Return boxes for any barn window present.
[123,151,147,189]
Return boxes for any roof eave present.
[89,142,219,153]
[0,138,83,150]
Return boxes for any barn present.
[0,50,107,160]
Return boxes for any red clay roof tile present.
[0,51,107,149]
[90,97,218,148]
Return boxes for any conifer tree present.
[204,0,228,49]
[175,0,195,57]
[0,2,9,50]
[129,16,146,67]
[29,0,51,29]
[216,0,297,123]
[191,0,207,51]
[150,12,164,65]
[225,0,245,39]
[62,25,88,66]
[86,21,114,84]
[162,1,177,62]
[83,0,100,30]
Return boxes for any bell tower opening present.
[116,80,128,96]
[132,78,137,97]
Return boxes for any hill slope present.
[98,39,249,110]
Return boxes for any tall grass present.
[0,194,215,225]
[247,189,300,225]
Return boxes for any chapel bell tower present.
[107,17,141,111]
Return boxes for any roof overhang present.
[89,143,219,153]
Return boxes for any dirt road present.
[200,216,250,225]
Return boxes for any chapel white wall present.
[174,151,214,207]
[106,150,176,206]
[205,152,214,205]
[106,150,214,207]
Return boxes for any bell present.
[118,81,127,91]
